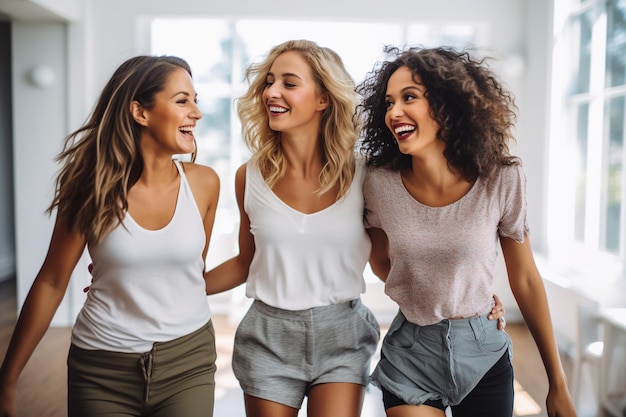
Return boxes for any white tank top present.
[71,160,212,353]
[244,158,371,310]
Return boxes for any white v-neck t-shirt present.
[244,158,371,310]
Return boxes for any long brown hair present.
[48,55,193,244]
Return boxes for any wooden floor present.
[0,278,575,417]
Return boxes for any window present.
[549,0,626,280]
[150,17,479,269]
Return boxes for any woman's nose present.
[266,83,281,98]
[388,103,403,118]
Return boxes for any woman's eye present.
[385,100,394,109]
[404,94,416,102]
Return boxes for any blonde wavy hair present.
[47,55,194,244]
[236,39,359,198]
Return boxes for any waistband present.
[251,298,362,320]
[68,320,213,368]
[403,311,496,335]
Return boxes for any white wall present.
[8,0,553,325]
[11,22,91,326]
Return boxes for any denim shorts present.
[371,310,512,408]
[232,298,380,409]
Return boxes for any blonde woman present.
[0,55,220,417]
[204,40,379,417]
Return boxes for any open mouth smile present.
[394,123,416,140]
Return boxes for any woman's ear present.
[317,92,330,111]
[130,101,148,126]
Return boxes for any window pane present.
[574,10,593,94]
[406,24,476,49]
[575,103,590,241]
[235,20,404,84]
[603,96,625,253]
[606,0,626,87]
[151,19,233,84]
[194,96,232,169]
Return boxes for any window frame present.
[548,0,626,282]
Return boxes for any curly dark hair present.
[356,45,519,181]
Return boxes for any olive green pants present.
[67,320,216,417]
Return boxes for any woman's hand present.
[83,263,94,293]
[489,293,506,330]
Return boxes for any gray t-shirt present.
[364,163,529,326]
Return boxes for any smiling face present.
[262,51,328,137]
[133,67,202,156]
[384,65,441,157]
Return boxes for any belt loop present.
[467,315,483,341]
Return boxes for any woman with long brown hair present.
[0,55,220,417]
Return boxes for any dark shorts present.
[232,299,380,409]
[67,320,217,417]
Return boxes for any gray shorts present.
[232,298,380,409]
[371,310,512,407]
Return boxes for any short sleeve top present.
[363,163,529,326]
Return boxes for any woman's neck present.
[280,133,324,179]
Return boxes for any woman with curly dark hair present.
[357,46,576,417]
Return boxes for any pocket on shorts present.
[203,321,218,364]
[383,313,416,350]
[352,301,381,342]
[476,326,511,354]
[232,307,259,350]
